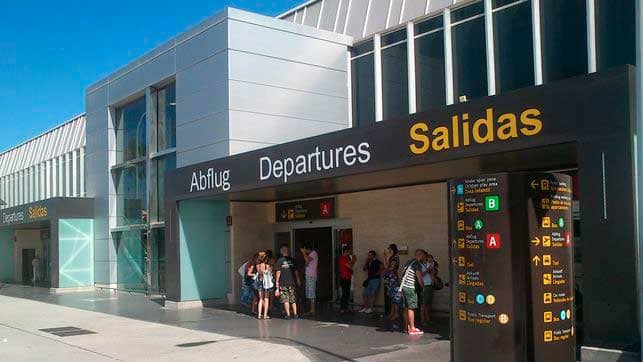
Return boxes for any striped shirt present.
[400,260,421,289]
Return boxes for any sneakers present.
[407,328,424,335]
[362,308,373,314]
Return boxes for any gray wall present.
[85,7,352,286]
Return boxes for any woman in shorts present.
[383,258,402,326]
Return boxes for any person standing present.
[300,243,318,316]
[359,251,383,314]
[399,250,425,335]
[383,258,402,327]
[31,254,41,284]
[383,244,400,316]
[248,252,274,319]
[275,244,301,319]
[420,252,437,325]
[337,247,355,313]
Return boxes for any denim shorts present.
[363,278,381,296]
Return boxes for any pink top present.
[305,250,318,277]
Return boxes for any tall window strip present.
[80,147,85,197]
[58,155,64,196]
[595,0,636,71]
[492,0,534,93]
[414,15,446,112]
[540,0,587,82]
[451,1,488,103]
[40,163,45,201]
[52,158,57,198]
[65,153,71,197]
[380,28,409,120]
[0,177,4,208]
[350,40,376,127]
[72,149,78,197]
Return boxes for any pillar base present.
[163,299,225,310]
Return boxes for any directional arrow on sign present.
[531,237,541,246]
[532,255,541,266]
[530,180,538,189]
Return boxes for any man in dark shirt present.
[360,250,383,314]
[275,244,302,319]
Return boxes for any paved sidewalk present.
[0,285,451,361]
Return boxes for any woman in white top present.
[248,252,274,319]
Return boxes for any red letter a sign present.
[486,233,501,249]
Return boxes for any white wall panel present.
[228,19,349,71]
[228,50,349,98]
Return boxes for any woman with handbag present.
[250,251,274,320]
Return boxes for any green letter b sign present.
[485,195,500,211]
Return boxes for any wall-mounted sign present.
[28,205,48,220]
[2,211,25,225]
[449,173,574,362]
[276,198,335,222]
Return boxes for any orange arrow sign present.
[532,255,541,266]
[530,180,538,189]
[531,237,540,246]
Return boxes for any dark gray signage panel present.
[448,174,525,362]
[526,174,575,360]
[449,173,574,362]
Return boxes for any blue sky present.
[0,0,302,151]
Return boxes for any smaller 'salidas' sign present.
[276,198,335,222]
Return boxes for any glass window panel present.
[351,40,374,57]
[415,30,446,111]
[113,162,147,226]
[415,16,443,35]
[596,0,636,71]
[382,42,409,120]
[493,0,534,93]
[58,219,94,288]
[156,83,176,151]
[150,153,176,223]
[351,54,376,127]
[452,16,488,102]
[381,29,407,47]
[451,2,484,23]
[114,96,146,163]
[114,230,146,291]
[151,228,166,293]
[541,0,587,82]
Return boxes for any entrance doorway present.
[293,227,333,303]
[21,248,35,283]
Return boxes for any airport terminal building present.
[0,0,640,359]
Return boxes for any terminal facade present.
[0,0,639,359]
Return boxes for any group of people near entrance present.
[239,244,318,320]
[338,244,441,335]
[239,242,441,336]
